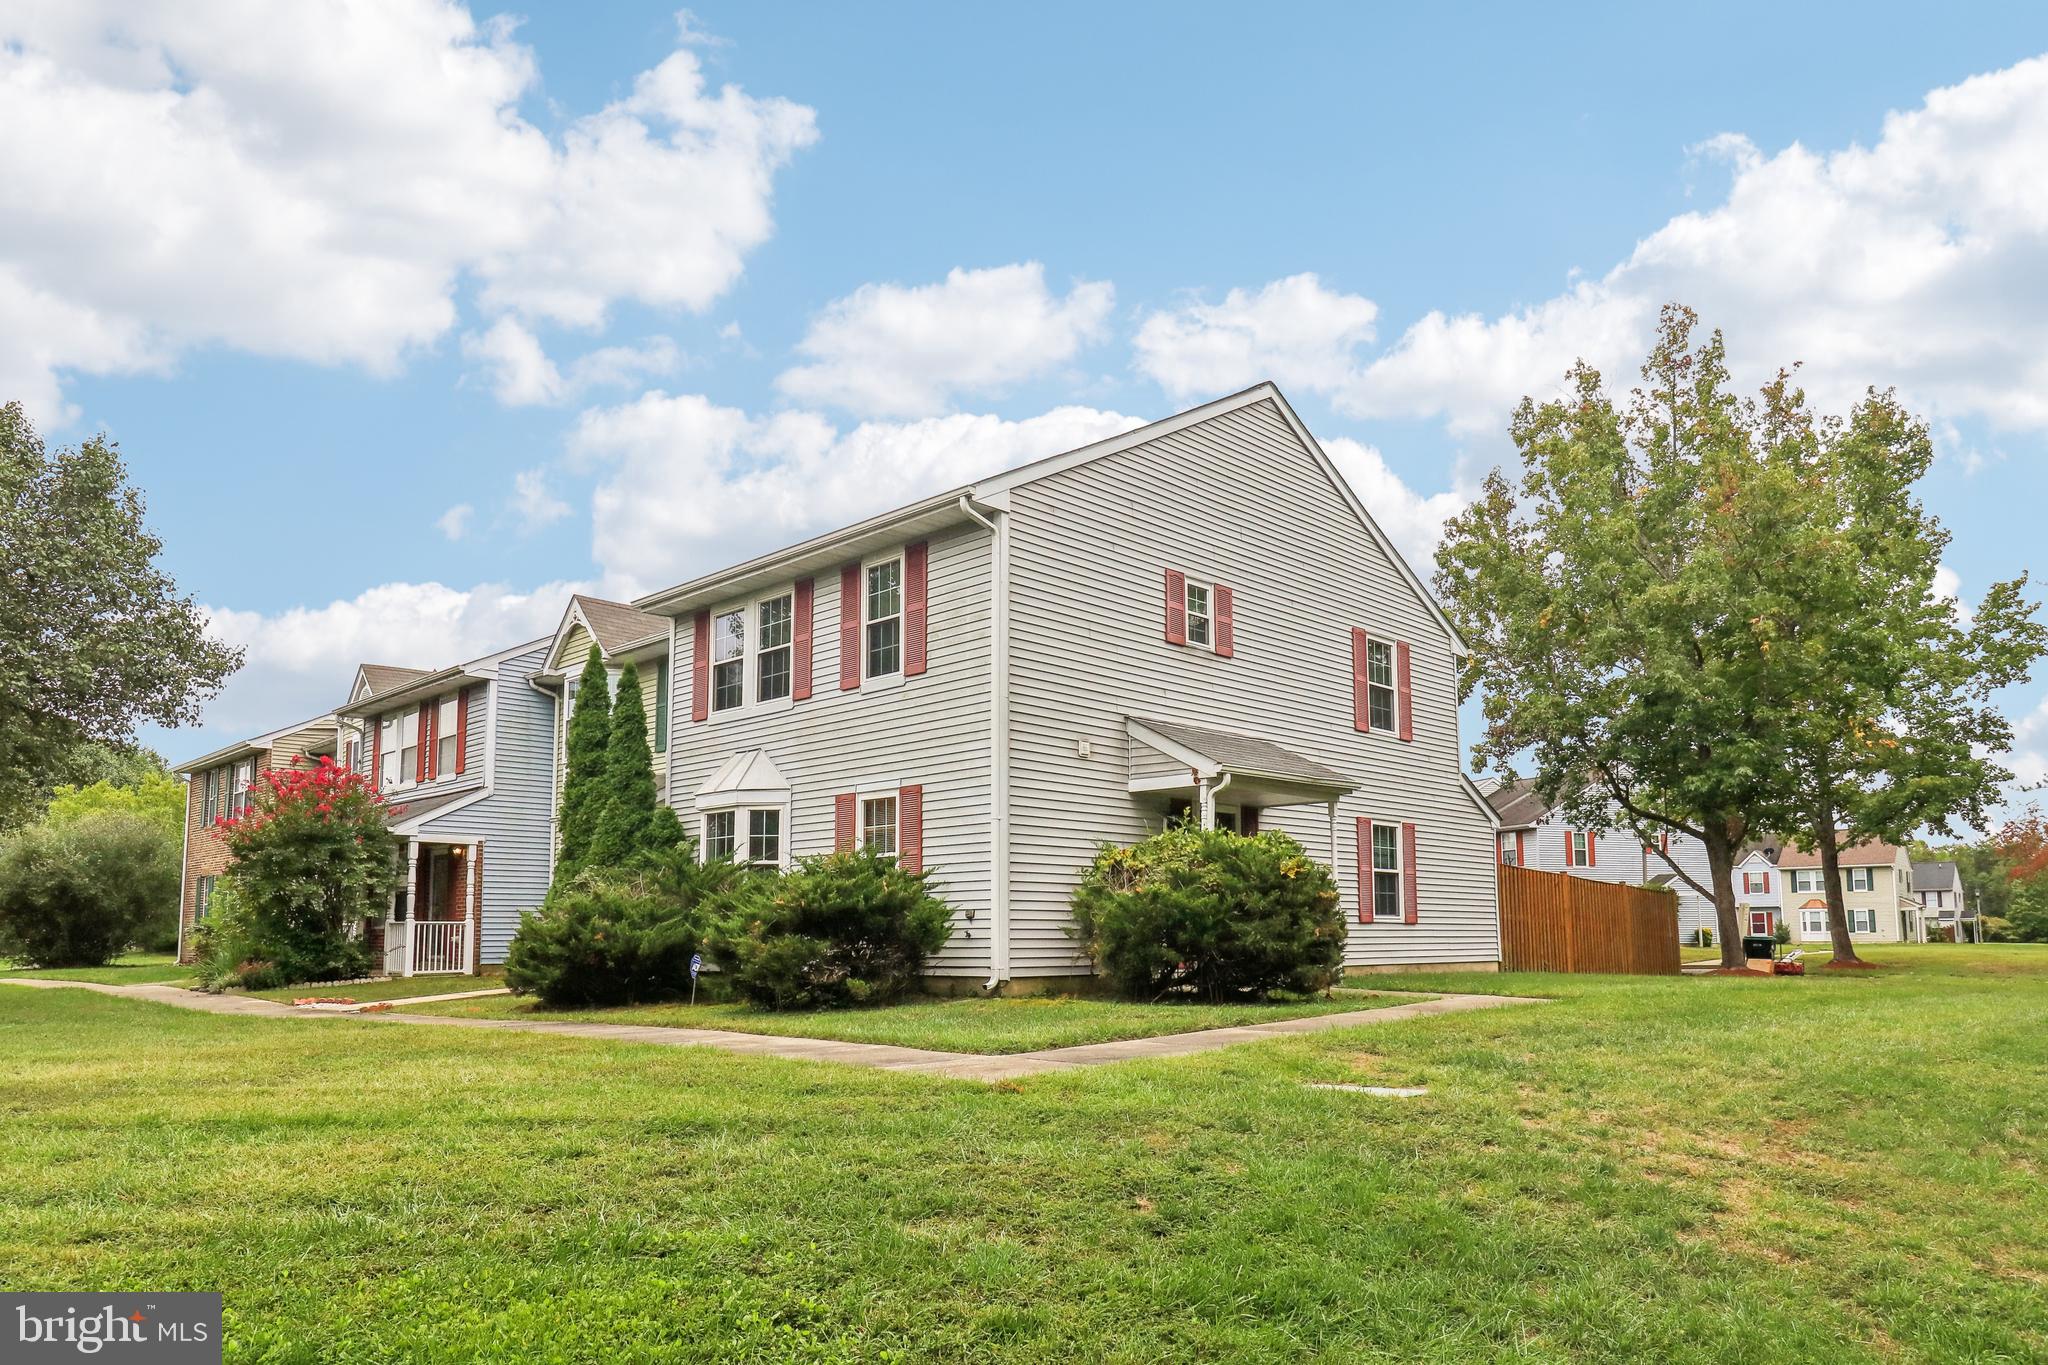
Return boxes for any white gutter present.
[958,494,1010,991]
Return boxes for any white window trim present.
[1183,578,1214,652]
[706,583,801,720]
[1565,831,1590,868]
[1801,909,1827,935]
[698,802,790,869]
[860,793,900,857]
[1368,820,1404,922]
[863,551,907,688]
[1365,638,1397,732]
[1850,907,1877,934]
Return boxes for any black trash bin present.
[1742,934,1776,961]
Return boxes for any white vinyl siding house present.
[636,385,1500,987]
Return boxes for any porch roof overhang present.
[1125,717,1356,808]
[382,782,487,835]
[694,748,789,811]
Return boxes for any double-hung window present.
[1366,640,1397,732]
[1851,907,1877,934]
[436,695,459,777]
[757,594,793,702]
[380,710,419,789]
[862,796,898,857]
[1372,824,1402,920]
[702,808,784,867]
[1847,867,1874,893]
[1184,582,1212,648]
[1566,831,1591,867]
[866,559,903,679]
[230,759,254,818]
[1791,869,1819,894]
[196,876,216,921]
[712,610,746,712]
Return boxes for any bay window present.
[701,807,785,867]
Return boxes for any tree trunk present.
[1817,810,1864,966]
[1702,823,1746,969]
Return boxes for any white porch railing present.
[408,920,470,975]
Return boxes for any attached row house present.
[1777,840,1921,944]
[176,384,1502,984]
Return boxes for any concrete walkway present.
[0,978,1544,1081]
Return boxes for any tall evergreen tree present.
[553,645,611,886]
[587,660,680,869]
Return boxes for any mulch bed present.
[1821,959,1882,971]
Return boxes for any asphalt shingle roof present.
[358,665,432,697]
[572,595,667,656]
[1130,717,1351,789]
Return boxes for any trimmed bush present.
[0,812,178,967]
[505,844,735,1007]
[1068,825,1344,1001]
[704,848,953,1010]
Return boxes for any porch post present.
[1327,800,1340,873]
[468,840,482,974]
[401,838,420,977]
[1197,778,1214,831]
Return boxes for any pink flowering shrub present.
[203,756,403,987]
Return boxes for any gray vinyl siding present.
[1003,397,1499,973]
[1514,816,1717,940]
[667,527,995,976]
[407,642,557,963]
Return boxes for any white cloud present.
[512,469,570,530]
[1319,436,1472,570]
[185,579,580,754]
[1133,273,1379,402]
[571,393,1143,591]
[437,503,475,541]
[776,264,1114,418]
[0,1,814,424]
[461,318,681,406]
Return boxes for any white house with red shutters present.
[1483,777,1737,943]
[612,384,1501,989]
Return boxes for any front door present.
[426,848,457,919]
[1749,910,1773,936]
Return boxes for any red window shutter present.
[691,611,710,722]
[793,577,815,700]
[1351,628,1371,732]
[454,688,470,775]
[1214,585,1235,658]
[1515,830,1526,865]
[417,701,433,781]
[839,563,862,690]
[1588,832,1598,867]
[1357,817,1374,922]
[1402,822,1419,924]
[1396,640,1414,741]
[1240,806,1258,835]
[1164,569,1186,645]
[905,541,929,676]
[834,793,856,851]
[370,719,381,783]
[1763,870,1771,892]
[899,784,924,873]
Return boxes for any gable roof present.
[567,595,667,658]
[1777,838,1907,870]
[339,637,549,718]
[356,665,432,699]
[629,384,1466,655]
[175,712,336,774]
[1484,777,1549,829]
[1910,860,1962,893]
[1127,716,1352,789]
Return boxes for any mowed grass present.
[399,990,1395,1054]
[1,947,2043,1362]
[236,973,508,1004]
[0,951,191,985]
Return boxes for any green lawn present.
[0,951,191,985]
[399,990,1395,1054]
[2,947,2044,1361]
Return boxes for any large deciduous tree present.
[1761,391,2046,964]
[1437,306,1803,967]
[0,404,241,830]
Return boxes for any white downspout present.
[174,775,193,965]
[1203,773,1232,829]
[959,494,1010,991]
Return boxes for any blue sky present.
[6,2,2047,807]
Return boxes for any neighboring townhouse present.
[335,638,555,975]
[1778,839,1921,944]
[618,384,1501,988]
[173,712,338,962]
[1911,859,1976,941]
[533,595,673,831]
[1734,844,1783,938]
[1484,777,1718,941]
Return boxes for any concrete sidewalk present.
[1,977,1545,1081]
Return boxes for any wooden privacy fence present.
[1497,864,1680,975]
